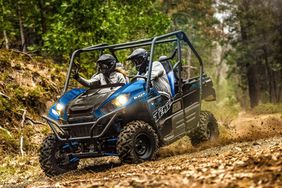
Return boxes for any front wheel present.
[189,111,219,146]
[117,121,159,163]
[39,134,79,177]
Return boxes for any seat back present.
[167,70,176,96]
[159,56,176,96]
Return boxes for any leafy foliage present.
[1,0,170,59]
[219,0,282,107]
[162,0,220,68]
[1,0,281,109]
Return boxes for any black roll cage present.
[63,30,204,102]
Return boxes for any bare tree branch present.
[20,109,26,156]
[14,110,46,125]
[0,91,10,100]
[11,49,33,61]
[20,109,26,128]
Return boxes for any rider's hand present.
[152,71,163,80]
[157,71,164,78]
[72,68,79,80]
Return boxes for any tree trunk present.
[247,64,259,108]
[17,5,27,52]
[263,45,274,103]
[38,0,46,45]
[273,70,281,103]
[215,44,227,85]
[3,30,9,49]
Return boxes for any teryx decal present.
[152,99,172,122]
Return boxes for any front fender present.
[48,88,86,121]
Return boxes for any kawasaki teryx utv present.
[40,31,218,177]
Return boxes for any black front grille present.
[64,89,115,137]
[66,125,90,137]
[68,113,95,123]
[63,124,104,138]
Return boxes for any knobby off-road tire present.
[117,121,159,163]
[39,134,79,177]
[189,111,219,146]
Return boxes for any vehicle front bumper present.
[42,107,124,141]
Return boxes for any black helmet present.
[97,54,116,76]
[127,48,148,71]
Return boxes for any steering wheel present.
[131,75,147,82]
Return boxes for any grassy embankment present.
[0,49,66,184]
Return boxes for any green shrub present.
[0,129,19,152]
[0,97,10,111]
[0,58,11,70]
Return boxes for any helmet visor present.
[99,63,110,70]
[98,62,113,75]
[131,56,144,68]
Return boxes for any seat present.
[159,56,176,97]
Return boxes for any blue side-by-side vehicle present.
[39,31,219,177]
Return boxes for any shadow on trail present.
[64,157,124,177]
[80,161,122,173]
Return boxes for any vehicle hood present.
[67,88,117,114]
[48,80,147,122]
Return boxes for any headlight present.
[112,94,129,107]
[55,103,64,115]
[56,103,64,111]
[100,94,129,114]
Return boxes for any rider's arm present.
[116,72,127,84]
[76,74,101,88]
[147,61,164,80]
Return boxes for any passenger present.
[73,54,127,87]
[127,48,171,96]
[115,62,129,83]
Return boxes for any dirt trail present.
[29,137,282,188]
[2,113,282,188]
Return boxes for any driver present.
[73,54,127,87]
[127,48,171,96]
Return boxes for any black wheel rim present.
[134,133,153,159]
[55,151,69,166]
[207,122,215,140]
[54,143,72,167]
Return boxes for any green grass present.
[0,129,19,152]
[0,97,10,111]
[0,166,17,177]
[251,103,282,115]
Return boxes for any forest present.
[1,0,282,108]
[0,0,282,187]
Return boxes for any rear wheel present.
[117,121,159,163]
[189,111,219,146]
[39,134,79,177]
